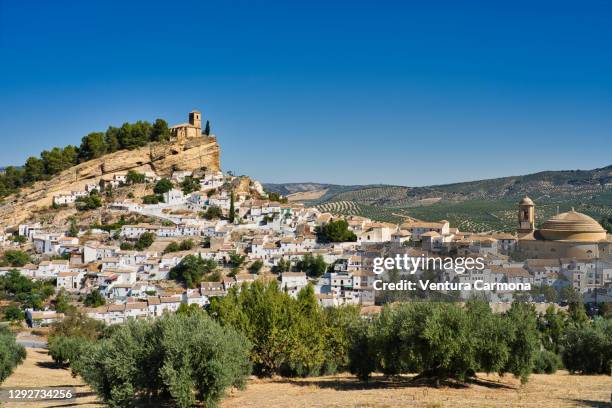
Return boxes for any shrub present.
[202,205,223,220]
[126,170,145,184]
[48,335,92,367]
[170,255,218,288]
[84,289,106,307]
[73,312,251,408]
[0,327,26,383]
[142,194,160,204]
[134,232,155,250]
[75,191,102,211]
[346,301,539,384]
[315,219,357,243]
[153,178,173,195]
[1,250,31,267]
[532,350,562,374]
[3,305,24,321]
[562,317,612,375]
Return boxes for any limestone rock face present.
[0,137,221,227]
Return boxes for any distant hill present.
[264,165,612,232]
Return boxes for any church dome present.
[539,209,607,241]
[519,196,535,206]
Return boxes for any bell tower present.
[189,110,202,134]
[518,196,535,233]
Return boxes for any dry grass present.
[221,372,612,408]
[4,349,611,408]
[287,189,328,202]
[2,348,102,408]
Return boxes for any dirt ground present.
[1,348,102,408]
[220,372,612,408]
[3,348,611,408]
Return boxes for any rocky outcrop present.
[0,137,221,227]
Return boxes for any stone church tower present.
[518,196,535,233]
[189,110,202,133]
[170,110,203,143]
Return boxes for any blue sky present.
[1,1,610,186]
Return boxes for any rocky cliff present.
[0,136,221,227]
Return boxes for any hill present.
[0,136,220,227]
[264,165,612,232]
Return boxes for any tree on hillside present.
[134,232,155,250]
[126,170,145,184]
[104,126,121,153]
[41,146,78,175]
[315,219,357,243]
[248,260,264,274]
[151,118,171,142]
[296,253,327,278]
[78,132,107,162]
[1,250,31,267]
[229,191,236,223]
[23,156,46,183]
[154,178,173,195]
[229,252,246,269]
[67,217,79,237]
[54,288,76,314]
[202,205,223,220]
[75,190,102,211]
[84,289,106,308]
[273,257,291,273]
[181,176,199,194]
[170,255,218,288]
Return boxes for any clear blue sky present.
[1,1,610,186]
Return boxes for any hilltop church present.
[516,196,611,259]
[170,110,203,143]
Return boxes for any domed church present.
[516,197,611,259]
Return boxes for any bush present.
[1,250,31,267]
[346,301,539,384]
[126,170,145,184]
[3,305,24,321]
[562,317,612,375]
[142,194,161,204]
[169,255,217,288]
[75,191,102,211]
[48,335,92,367]
[84,289,106,307]
[315,219,357,243]
[153,178,173,195]
[134,232,155,250]
[202,205,223,220]
[0,327,26,383]
[532,350,562,374]
[73,312,251,408]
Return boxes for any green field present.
[316,196,612,232]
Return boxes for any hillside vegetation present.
[265,166,612,231]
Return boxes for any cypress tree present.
[229,191,235,223]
